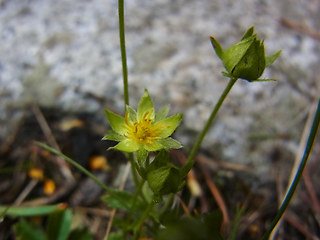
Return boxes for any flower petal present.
[155,105,169,122]
[126,105,137,122]
[157,113,183,138]
[102,130,125,141]
[109,139,140,152]
[104,110,126,135]
[137,89,154,121]
[143,141,165,152]
[157,138,182,149]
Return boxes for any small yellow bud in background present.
[89,156,110,171]
[28,168,44,180]
[187,171,202,197]
[44,179,56,195]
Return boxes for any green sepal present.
[210,36,224,60]
[137,89,154,121]
[249,78,277,82]
[223,35,267,81]
[104,110,126,135]
[157,113,183,138]
[265,50,282,67]
[241,26,254,40]
[155,105,170,122]
[125,105,137,122]
[102,130,125,141]
[144,140,165,152]
[109,139,140,152]
[158,138,182,149]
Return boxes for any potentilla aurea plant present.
[103,89,183,161]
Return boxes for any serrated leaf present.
[14,219,46,240]
[46,209,72,240]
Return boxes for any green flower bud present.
[210,26,281,82]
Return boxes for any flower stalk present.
[182,77,237,176]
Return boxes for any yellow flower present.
[103,90,183,154]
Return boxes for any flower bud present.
[210,26,281,82]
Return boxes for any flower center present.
[123,110,166,143]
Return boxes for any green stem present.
[129,154,140,186]
[133,197,156,239]
[181,77,237,176]
[261,98,320,240]
[118,0,129,107]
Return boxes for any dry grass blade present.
[280,18,320,40]
[270,100,319,239]
[200,166,230,230]
[103,161,132,240]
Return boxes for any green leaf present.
[0,204,65,217]
[137,89,154,121]
[137,149,148,166]
[14,219,46,240]
[210,36,224,60]
[157,113,183,138]
[241,26,254,40]
[158,138,182,149]
[155,105,170,122]
[104,110,126,135]
[46,209,72,240]
[102,190,144,211]
[147,150,170,172]
[265,50,281,67]
[110,139,140,152]
[102,130,125,141]
[68,228,93,240]
[147,166,181,196]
